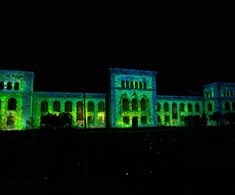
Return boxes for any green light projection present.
[156,95,204,126]
[0,94,23,130]
[0,70,34,130]
[203,82,235,125]
[1,69,235,130]
[109,68,158,128]
[32,92,106,129]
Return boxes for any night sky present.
[1,1,235,95]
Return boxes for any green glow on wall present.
[1,69,235,130]
[31,92,106,130]
[156,97,204,126]
[109,68,158,128]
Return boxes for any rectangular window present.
[165,115,170,122]
[172,113,177,120]
[141,116,147,124]
[180,115,185,122]
[88,116,94,124]
[123,116,129,124]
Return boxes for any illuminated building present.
[0,68,235,130]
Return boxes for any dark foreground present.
[0,126,235,195]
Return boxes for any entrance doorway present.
[132,117,138,128]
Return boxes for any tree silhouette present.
[40,112,72,129]
[59,112,72,128]
[201,111,208,127]
[223,112,235,127]
[26,117,34,130]
[211,111,222,126]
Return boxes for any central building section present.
[109,68,158,128]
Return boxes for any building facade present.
[0,68,235,130]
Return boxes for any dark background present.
[1,1,235,95]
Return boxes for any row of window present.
[86,115,105,125]
[224,101,235,111]
[205,102,235,112]
[205,92,213,98]
[122,98,147,111]
[0,81,20,90]
[40,100,105,112]
[1,98,234,118]
[123,116,147,124]
[156,101,235,113]
[121,80,147,89]
[0,98,105,112]
[157,102,201,113]
[157,114,185,123]
[205,91,235,98]
[221,91,235,98]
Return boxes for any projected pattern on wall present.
[109,68,157,128]
[0,68,235,130]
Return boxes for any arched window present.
[172,103,177,119]
[53,101,60,112]
[130,81,133,88]
[121,80,125,88]
[98,101,105,112]
[157,102,161,112]
[208,103,213,112]
[41,101,48,112]
[132,98,138,111]
[164,102,169,112]
[126,81,129,88]
[88,101,94,112]
[188,103,192,112]
[14,82,19,90]
[7,82,12,90]
[225,102,230,111]
[195,103,200,112]
[180,103,185,112]
[122,98,129,111]
[141,98,147,111]
[77,101,83,120]
[65,101,72,112]
[135,81,138,89]
[143,82,147,89]
[0,81,4,89]
[139,82,142,89]
[8,98,16,110]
